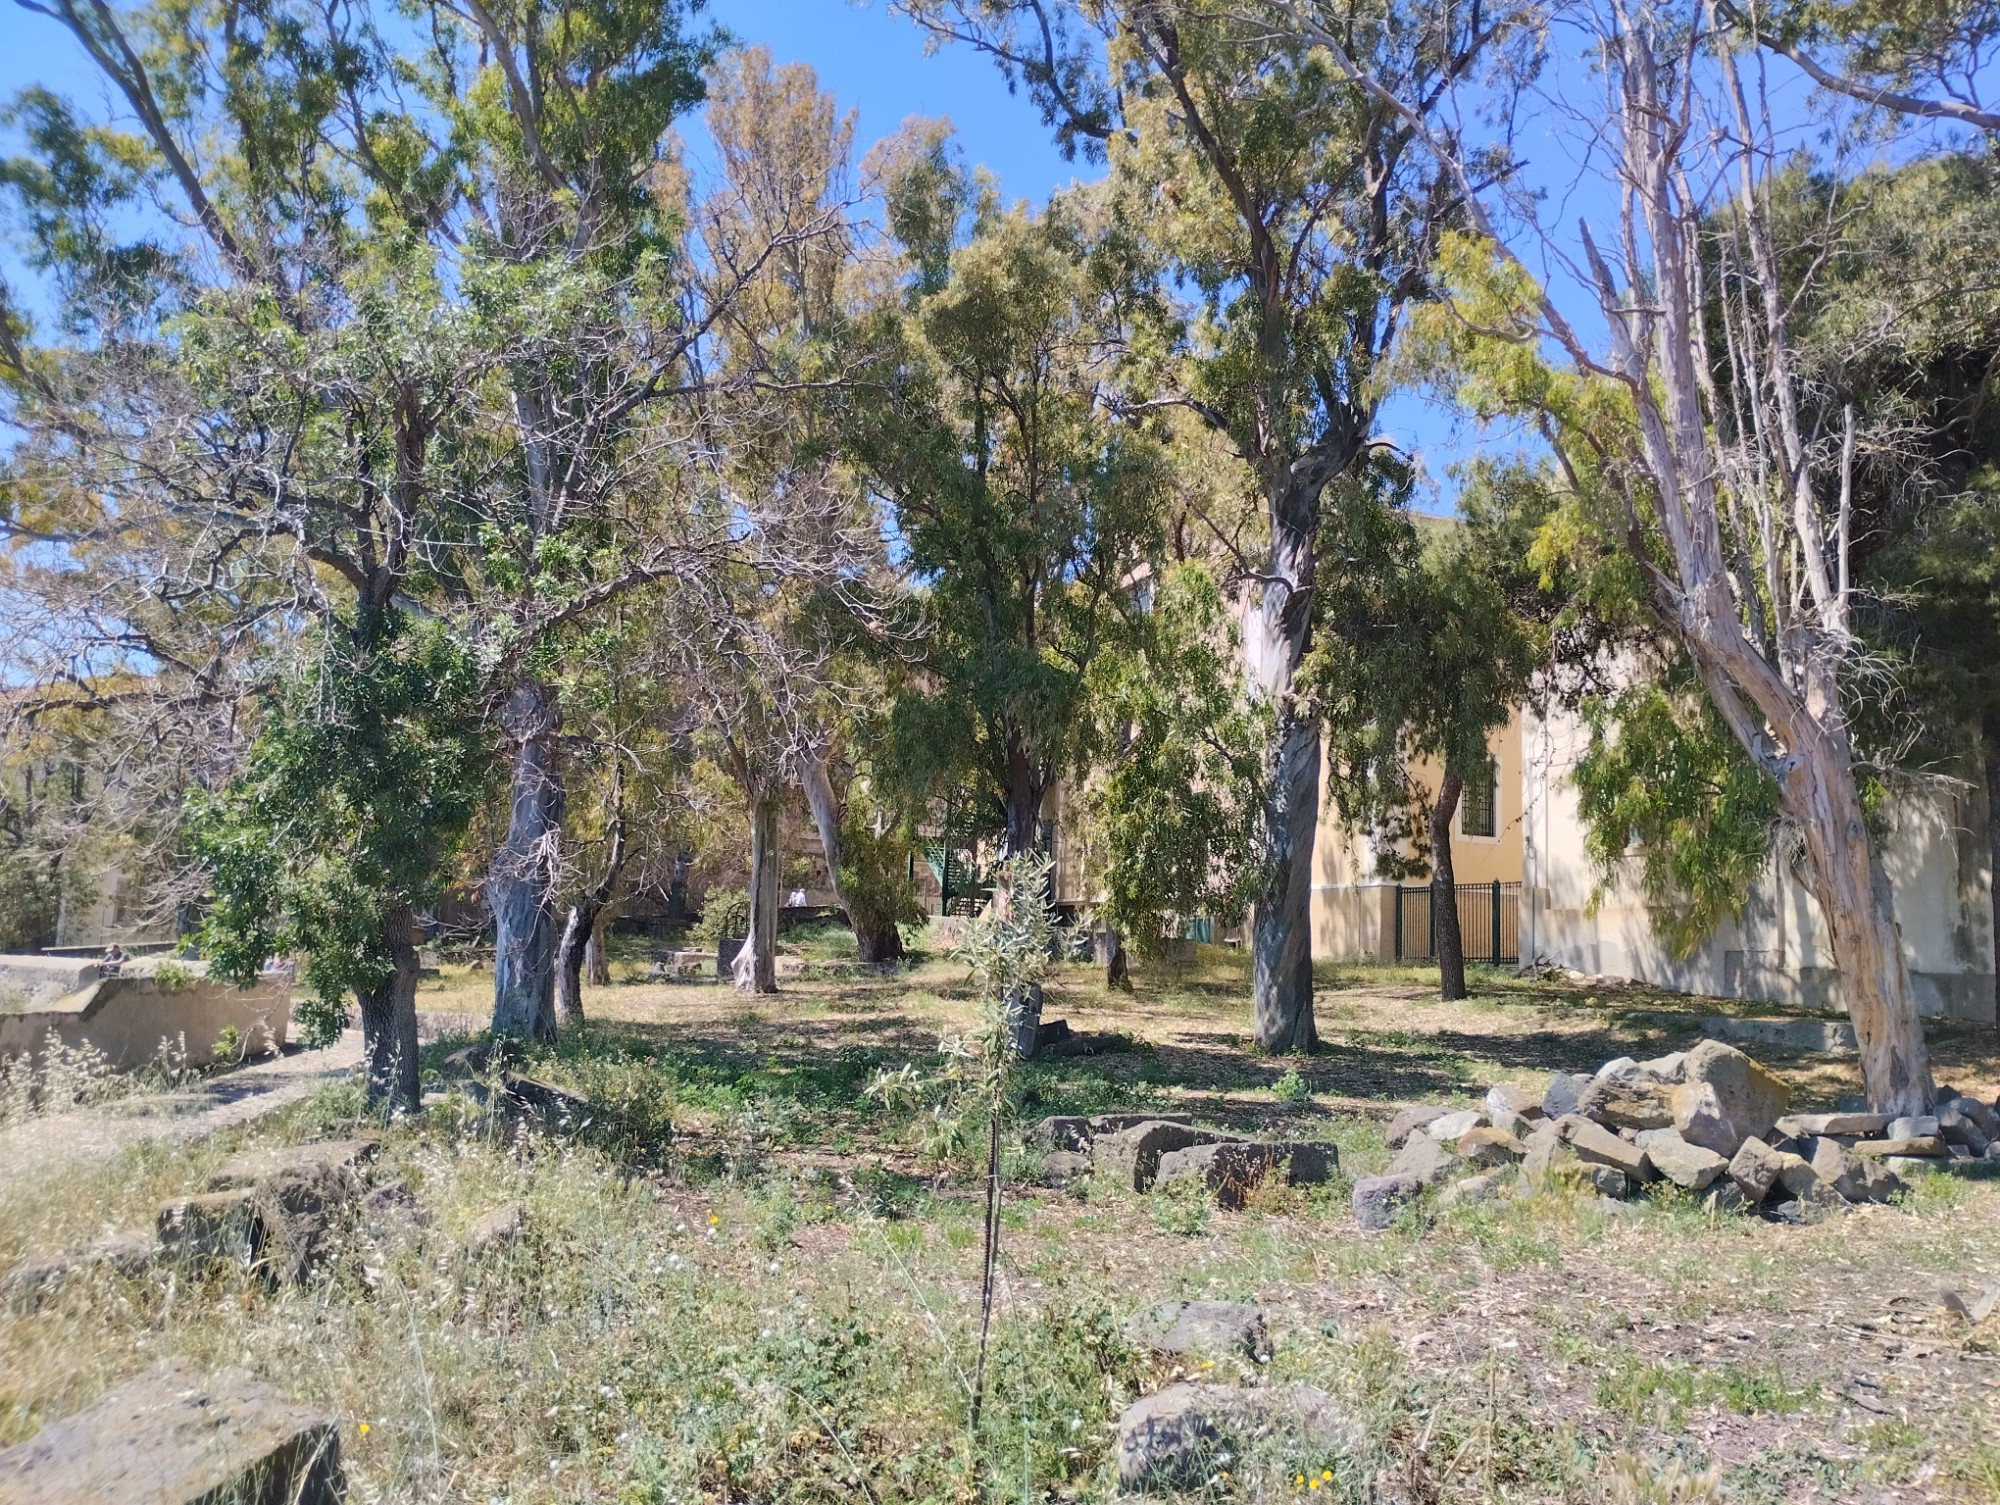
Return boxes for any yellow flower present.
[357,1423,370,1436]
[1308,1481,1320,1492]
[1295,1477,1306,1489]
[1321,1471,1333,1481]
[707,1214,719,1226]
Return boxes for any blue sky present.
[4,0,1987,511]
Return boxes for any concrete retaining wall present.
[0,964,292,1070]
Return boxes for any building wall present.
[1311,711,1526,959]
[1520,701,1997,1022]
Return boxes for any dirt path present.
[0,1011,482,1181]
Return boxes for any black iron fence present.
[1394,881,1521,964]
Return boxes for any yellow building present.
[1310,711,1525,964]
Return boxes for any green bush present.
[691,888,751,948]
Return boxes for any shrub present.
[691,888,751,948]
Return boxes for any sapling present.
[955,852,1055,1428]
[871,851,1054,1429]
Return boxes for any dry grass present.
[3,947,1999,1502]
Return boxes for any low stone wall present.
[0,964,292,1070]
[0,954,101,1010]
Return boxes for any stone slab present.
[0,1359,341,1505]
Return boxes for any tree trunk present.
[1429,771,1467,1002]
[801,752,902,963]
[1246,483,1321,1055]
[733,793,780,993]
[490,680,564,1041]
[1095,926,1129,990]
[554,800,627,1030]
[999,752,1046,1056]
[1987,727,2000,1041]
[584,908,612,987]
[355,904,421,1115]
[553,904,591,1029]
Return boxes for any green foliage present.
[692,888,752,949]
[1271,1065,1314,1103]
[1087,563,1264,952]
[856,173,1167,839]
[1148,1173,1213,1236]
[0,851,65,953]
[835,819,926,938]
[190,616,492,1046]
[152,961,193,993]
[1570,679,1782,958]
[1312,493,1541,879]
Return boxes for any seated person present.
[99,943,127,975]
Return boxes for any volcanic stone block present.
[1576,1078,1676,1131]
[1554,1115,1655,1180]
[1352,1173,1421,1230]
[1385,1105,1447,1149]
[0,1359,341,1505]
[1682,1041,1790,1143]
[1094,1121,1233,1192]
[1128,1300,1270,1362]
[1155,1141,1335,1209]
[1115,1383,1352,1492]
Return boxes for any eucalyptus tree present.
[857,128,1168,880]
[1279,0,1948,1108]
[902,0,1524,1052]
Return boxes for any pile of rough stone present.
[1034,1113,1337,1208]
[1351,1038,1998,1230]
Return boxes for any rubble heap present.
[1351,1039,1996,1229]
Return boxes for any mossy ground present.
[3,942,1998,1502]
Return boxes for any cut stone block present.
[206,1138,379,1193]
[1115,1382,1352,1492]
[1155,1141,1334,1209]
[1093,1121,1235,1192]
[1352,1173,1421,1230]
[1806,1136,1899,1203]
[463,1203,524,1259]
[0,1359,340,1505]
[1727,1137,1786,1203]
[1484,1084,1545,1121]
[1554,1115,1655,1180]
[1852,1136,1946,1159]
[1385,1105,1447,1149]
[1438,1169,1510,1208]
[158,1188,263,1267]
[1672,1081,1743,1159]
[1040,1150,1093,1188]
[1642,1131,1728,1190]
[1455,1126,1525,1167]
[1,1230,160,1314]
[1031,1116,1091,1153]
[1886,1115,1940,1141]
[1576,1078,1676,1131]
[1683,1041,1790,1143]
[1774,1112,1891,1139]
[1127,1300,1270,1362]
[1542,1073,1592,1120]
[1425,1108,1487,1143]
[1388,1133,1459,1186]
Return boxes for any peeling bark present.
[733,794,780,993]
[491,680,563,1041]
[1247,480,1322,1055]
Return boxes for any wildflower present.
[1321,1470,1333,1482]
[708,1214,719,1226]
[1295,1476,1305,1489]
[1308,1482,1320,1492]
[357,1423,370,1436]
